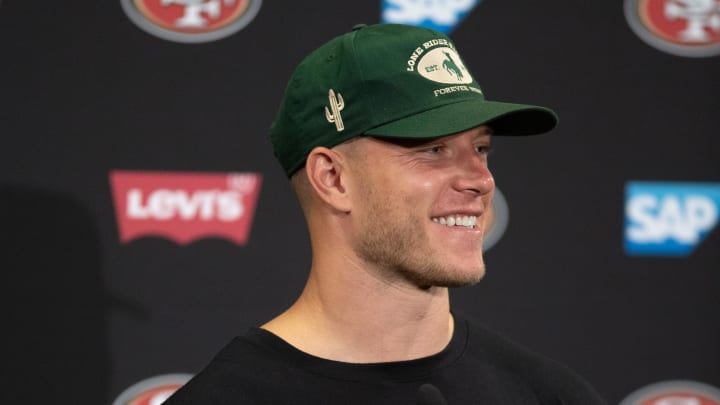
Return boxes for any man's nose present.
[453,151,495,196]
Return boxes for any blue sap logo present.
[624,182,720,256]
[381,0,481,34]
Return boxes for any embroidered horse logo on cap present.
[417,47,472,84]
[442,50,464,81]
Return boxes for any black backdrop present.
[1,1,718,404]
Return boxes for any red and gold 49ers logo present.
[112,374,193,405]
[625,0,720,57]
[619,380,720,405]
[121,0,262,43]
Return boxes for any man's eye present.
[475,145,491,154]
[424,145,442,154]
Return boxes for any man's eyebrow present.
[477,127,493,136]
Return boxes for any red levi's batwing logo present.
[110,171,262,245]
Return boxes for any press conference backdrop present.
[1,1,718,404]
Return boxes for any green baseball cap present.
[270,23,558,177]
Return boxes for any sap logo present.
[624,182,720,256]
[381,0,481,34]
[110,171,262,245]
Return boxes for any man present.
[165,23,606,404]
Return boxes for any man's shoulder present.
[162,329,294,405]
[459,315,560,367]
[457,314,607,405]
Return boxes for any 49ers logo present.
[624,0,720,57]
[110,170,262,245]
[120,0,262,43]
[112,374,193,405]
[619,380,720,405]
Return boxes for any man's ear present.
[305,146,352,213]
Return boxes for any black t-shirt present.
[164,314,606,404]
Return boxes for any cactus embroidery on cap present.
[324,89,345,132]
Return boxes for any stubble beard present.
[355,194,486,290]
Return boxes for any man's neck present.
[261,256,454,363]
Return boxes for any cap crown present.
[270,24,484,176]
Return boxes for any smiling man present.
[164,23,607,405]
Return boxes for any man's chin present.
[413,266,486,289]
[443,273,486,288]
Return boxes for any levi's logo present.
[110,170,262,245]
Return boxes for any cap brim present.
[364,98,558,138]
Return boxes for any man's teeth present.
[432,215,478,228]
